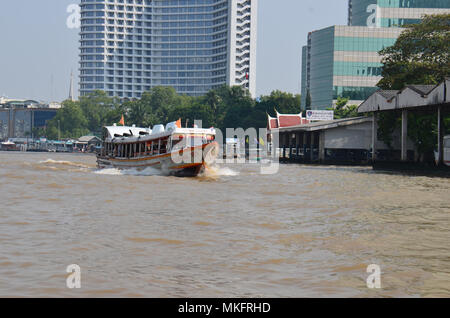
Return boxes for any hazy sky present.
[0,0,347,102]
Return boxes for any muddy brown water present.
[0,152,449,297]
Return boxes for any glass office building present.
[302,26,403,109]
[79,0,258,99]
[349,0,450,27]
[302,0,450,110]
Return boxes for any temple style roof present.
[267,110,309,130]
[277,117,372,133]
[267,115,279,129]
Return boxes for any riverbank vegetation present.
[41,87,302,140]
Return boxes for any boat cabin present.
[100,124,216,159]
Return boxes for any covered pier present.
[271,117,374,164]
[358,79,450,166]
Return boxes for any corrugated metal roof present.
[78,135,101,143]
[406,85,436,96]
[358,79,449,113]
[377,90,399,100]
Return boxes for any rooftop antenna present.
[69,70,75,102]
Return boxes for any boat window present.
[172,139,180,149]
[137,142,142,156]
[160,139,168,153]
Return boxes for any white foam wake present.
[202,165,239,177]
[94,167,166,176]
[39,159,92,170]
[94,165,238,178]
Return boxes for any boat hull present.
[96,142,219,177]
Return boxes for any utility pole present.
[58,120,61,141]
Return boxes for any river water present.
[0,152,449,297]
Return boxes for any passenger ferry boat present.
[96,120,220,177]
[0,141,19,151]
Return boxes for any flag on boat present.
[176,118,181,128]
[119,115,125,126]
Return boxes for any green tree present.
[203,90,222,126]
[220,86,255,130]
[145,86,182,123]
[376,14,450,161]
[124,99,154,127]
[42,86,312,139]
[169,102,214,128]
[258,90,302,116]
[407,111,439,156]
[377,111,401,150]
[46,100,89,139]
[377,14,450,90]
[78,90,122,134]
[327,97,359,119]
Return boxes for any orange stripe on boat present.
[170,163,203,170]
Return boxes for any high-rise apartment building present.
[79,0,258,99]
[302,0,450,110]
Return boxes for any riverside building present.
[79,0,258,99]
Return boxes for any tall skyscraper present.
[302,0,450,110]
[79,0,258,99]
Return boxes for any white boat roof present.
[105,125,152,138]
[104,125,216,143]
